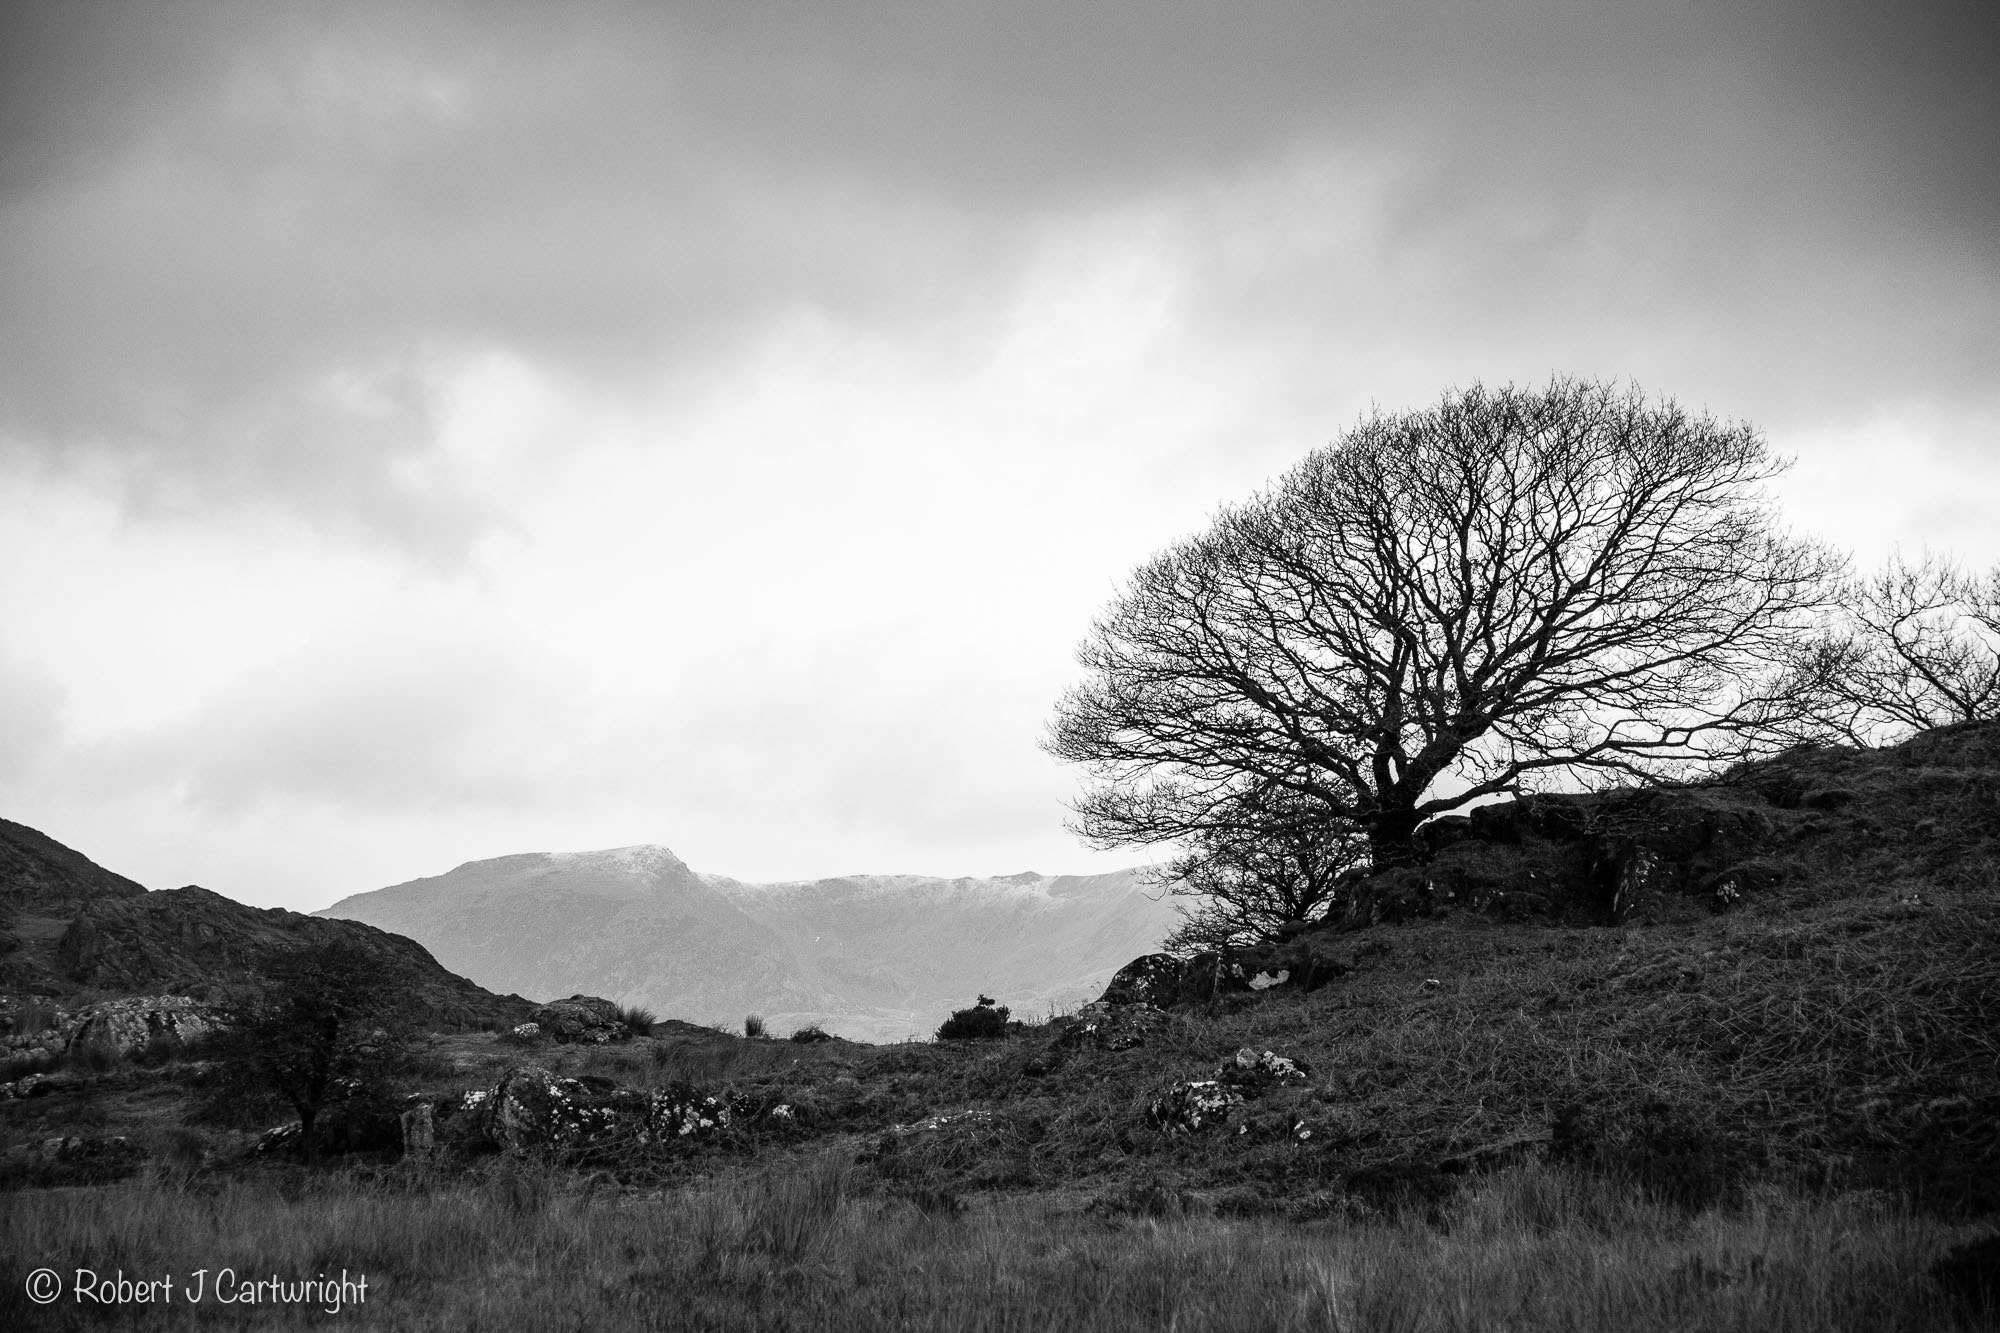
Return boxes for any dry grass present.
[1,1156,1989,1330]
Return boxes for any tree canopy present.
[1793,552,2000,745]
[1047,378,1842,872]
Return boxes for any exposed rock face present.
[1,995,225,1064]
[524,995,625,1044]
[1391,720,2000,928]
[64,996,222,1058]
[1402,785,1782,926]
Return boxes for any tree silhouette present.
[1048,378,1841,867]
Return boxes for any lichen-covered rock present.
[474,1064,650,1150]
[644,1085,735,1140]
[1150,1046,1315,1135]
[505,1021,542,1043]
[523,996,625,1044]
[1100,954,1199,1006]
[1218,1047,1311,1090]
[1052,1001,1169,1052]
[1149,1080,1247,1134]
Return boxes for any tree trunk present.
[1367,804,1421,867]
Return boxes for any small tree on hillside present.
[1788,552,2000,745]
[1047,378,1843,867]
[216,936,408,1162]
[1156,782,1365,953]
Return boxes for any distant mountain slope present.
[320,851,1179,1042]
[0,818,530,1028]
[1,817,148,913]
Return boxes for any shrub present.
[789,1025,835,1044]
[744,1014,767,1039]
[936,997,1010,1041]
[615,1003,658,1038]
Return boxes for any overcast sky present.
[2,1,1996,910]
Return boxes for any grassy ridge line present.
[1,1156,1986,1331]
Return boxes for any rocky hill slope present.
[319,851,1180,1041]
[0,819,530,1030]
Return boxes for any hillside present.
[4,725,1998,1329]
[0,819,530,1029]
[320,851,1179,1041]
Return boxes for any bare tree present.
[1794,552,2000,745]
[1154,782,1365,952]
[1047,378,1842,866]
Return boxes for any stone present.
[522,996,625,1044]
[399,1101,436,1158]
[1149,1080,1247,1134]
[1150,1045,1315,1135]
[1100,954,1196,1006]
[1217,1047,1312,1090]
[1051,1001,1169,1053]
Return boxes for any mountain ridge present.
[319,852,1179,1042]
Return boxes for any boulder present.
[1100,954,1196,1006]
[1051,1002,1169,1053]
[1099,938,1351,1010]
[523,996,625,1044]
[474,1065,649,1150]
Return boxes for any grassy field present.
[6,726,1997,1326]
[3,1154,1992,1331]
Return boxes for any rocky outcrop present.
[1051,1001,1169,1053]
[65,995,223,1058]
[0,994,224,1065]
[396,1064,789,1158]
[1098,935,1352,1009]
[523,996,626,1044]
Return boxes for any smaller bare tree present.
[1156,783,1365,954]
[1795,552,2000,745]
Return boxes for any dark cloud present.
[1,0,1993,543]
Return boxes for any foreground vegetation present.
[3,1155,1991,1331]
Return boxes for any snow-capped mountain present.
[316,847,1179,1042]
